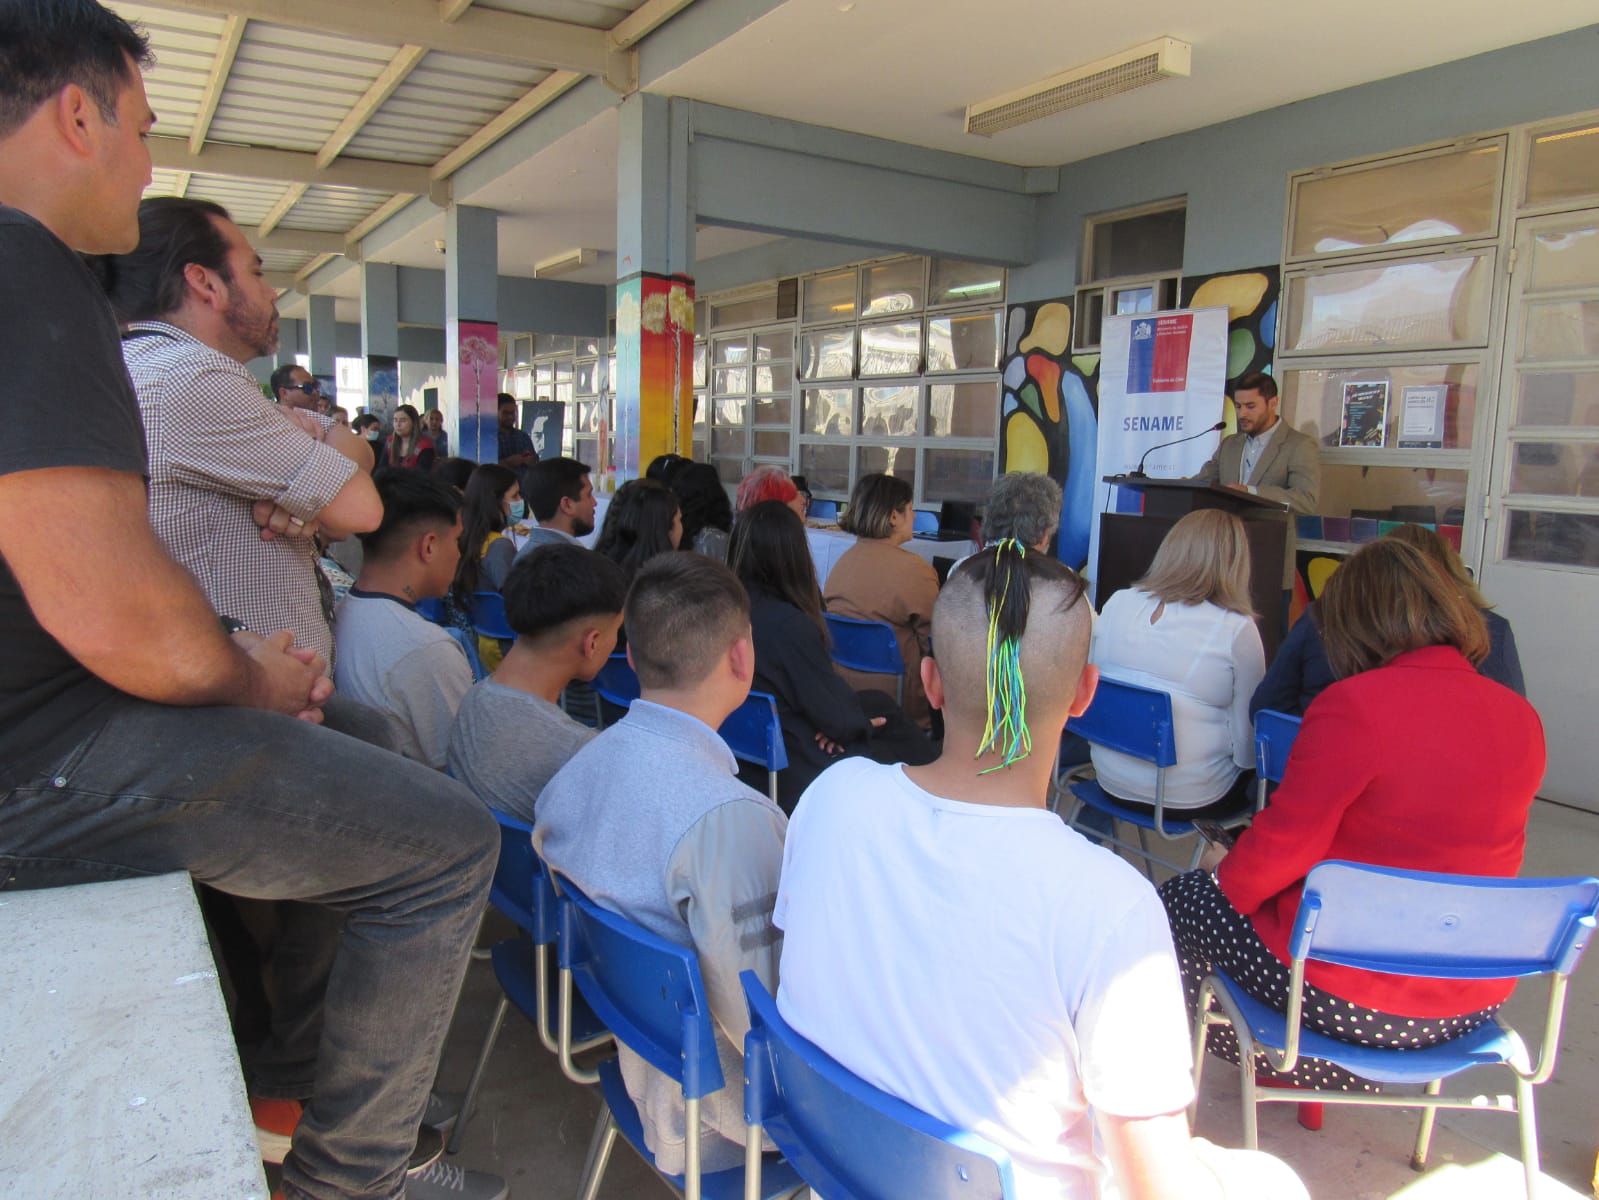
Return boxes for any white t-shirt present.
[774,758,1195,1200]
[1088,590,1265,809]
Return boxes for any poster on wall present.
[1398,384,1447,448]
[365,356,398,426]
[1339,380,1389,447]
[1090,307,1230,596]
[453,319,499,462]
[524,400,565,460]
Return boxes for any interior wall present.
[1011,24,1599,303]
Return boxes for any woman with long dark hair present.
[386,404,435,471]
[730,501,933,812]
[592,477,682,585]
[823,472,939,728]
[1160,537,1545,1092]
[448,463,522,671]
[670,461,734,561]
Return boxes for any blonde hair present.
[1136,509,1254,616]
[1383,523,1489,609]
[1320,539,1489,678]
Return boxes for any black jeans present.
[0,696,496,1199]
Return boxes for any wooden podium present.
[1096,476,1289,659]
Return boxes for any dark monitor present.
[939,500,977,536]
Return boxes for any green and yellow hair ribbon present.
[976,538,1032,774]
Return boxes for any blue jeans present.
[0,696,497,1200]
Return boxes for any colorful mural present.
[999,266,1280,571]
[614,271,694,481]
[451,319,499,463]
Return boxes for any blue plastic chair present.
[1252,709,1302,811]
[416,597,447,624]
[554,879,805,1200]
[444,625,488,682]
[719,691,789,807]
[823,614,907,705]
[1193,861,1599,1195]
[911,510,939,535]
[807,499,839,523]
[448,811,609,1154]
[1062,676,1248,876]
[592,653,640,724]
[468,590,516,642]
[740,971,1016,1200]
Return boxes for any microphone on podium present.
[1127,420,1227,478]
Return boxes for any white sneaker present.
[406,1156,508,1199]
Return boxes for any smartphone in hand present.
[1191,818,1237,850]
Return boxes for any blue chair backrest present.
[592,653,639,708]
[741,973,1015,1199]
[416,597,447,624]
[808,499,839,522]
[487,809,536,932]
[719,690,788,773]
[912,510,939,535]
[824,614,906,676]
[1290,861,1599,980]
[469,591,516,642]
[445,625,488,681]
[1254,710,1302,784]
[556,877,724,1100]
[1065,676,1176,767]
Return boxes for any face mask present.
[506,499,527,522]
[364,430,381,442]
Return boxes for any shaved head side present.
[934,548,1093,743]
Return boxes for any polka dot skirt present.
[1158,870,1497,1093]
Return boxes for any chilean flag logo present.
[1125,313,1193,394]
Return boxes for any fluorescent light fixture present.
[534,247,597,278]
[965,37,1191,137]
[945,280,1002,297]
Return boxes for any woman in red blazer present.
[1160,538,1545,1091]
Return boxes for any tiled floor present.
[437,798,1599,1199]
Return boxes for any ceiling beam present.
[171,170,192,198]
[253,228,347,254]
[346,194,419,247]
[258,183,309,237]
[316,44,428,169]
[266,270,298,291]
[188,13,246,155]
[438,0,473,20]
[608,0,697,51]
[134,0,630,82]
[148,136,432,193]
[429,70,584,181]
[293,253,339,292]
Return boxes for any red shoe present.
[250,1097,304,1164]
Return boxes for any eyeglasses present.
[284,380,322,395]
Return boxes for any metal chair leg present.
[1189,980,1214,1125]
[1516,1074,1540,1200]
[1410,1077,1443,1171]
[575,1107,618,1200]
[446,994,508,1154]
[1235,1022,1260,1151]
[744,1121,763,1200]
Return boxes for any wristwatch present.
[219,615,248,636]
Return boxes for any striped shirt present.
[123,322,356,663]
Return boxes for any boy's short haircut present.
[625,553,750,691]
[359,467,462,560]
[501,544,626,639]
[524,456,592,522]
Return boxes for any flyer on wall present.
[1339,380,1390,448]
[1398,383,1448,448]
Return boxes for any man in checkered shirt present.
[104,196,380,668]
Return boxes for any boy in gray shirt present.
[534,554,785,1177]
[447,544,625,821]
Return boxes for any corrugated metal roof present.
[207,22,395,154]
[279,186,394,233]
[119,3,230,142]
[342,53,549,165]
[146,168,190,196]
[184,175,296,227]
[260,248,316,273]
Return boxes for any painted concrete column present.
[613,92,695,483]
[275,317,305,369]
[446,204,499,463]
[305,294,337,380]
[361,261,400,425]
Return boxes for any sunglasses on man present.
[284,380,323,395]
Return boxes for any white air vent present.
[965,38,1191,137]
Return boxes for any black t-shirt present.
[0,205,148,779]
